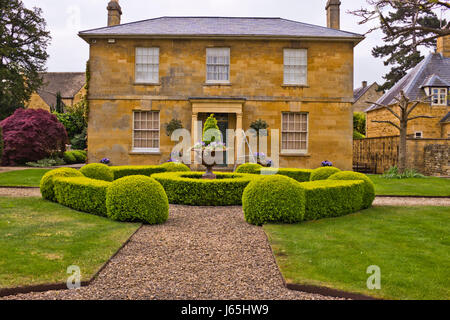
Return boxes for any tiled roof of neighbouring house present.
[366,53,450,112]
[79,16,364,41]
[353,82,378,102]
[37,73,85,108]
[440,112,450,123]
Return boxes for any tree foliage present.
[353,112,366,135]
[0,0,51,120]
[0,109,68,165]
[349,0,449,91]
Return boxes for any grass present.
[370,175,450,197]
[264,206,450,300]
[0,197,140,289]
[0,169,51,187]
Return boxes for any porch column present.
[191,112,199,145]
[236,112,244,163]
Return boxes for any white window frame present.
[414,131,423,139]
[281,112,309,154]
[206,48,230,84]
[135,47,160,84]
[283,49,308,86]
[132,111,160,153]
[431,88,448,106]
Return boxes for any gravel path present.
[0,187,41,197]
[1,205,333,300]
[373,197,450,206]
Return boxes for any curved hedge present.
[63,151,77,164]
[328,171,375,209]
[53,176,110,216]
[40,168,84,202]
[235,163,263,174]
[152,172,256,206]
[159,162,191,172]
[259,168,313,182]
[106,176,169,224]
[310,167,341,181]
[80,163,114,182]
[242,175,305,226]
[71,150,87,163]
[299,180,365,220]
[110,165,166,180]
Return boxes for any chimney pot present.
[326,0,341,30]
[107,0,122,27]
[362,81,368,88]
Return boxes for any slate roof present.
[366,53,450,112]
[37,73,85,107]
[353,82,378,102]
[79,17,364,41]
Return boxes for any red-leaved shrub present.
[0,109,68,165]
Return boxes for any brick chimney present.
[107,0,122,27]
[326,0,341,30]
[437,34,450,58]
[362,81,367,88]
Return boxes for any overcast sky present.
[20,0,445,89]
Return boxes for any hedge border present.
[259,168,313,182]
[152,171,257,206]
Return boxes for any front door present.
[215,114,228,166]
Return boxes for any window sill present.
[203,82,232,86]
[280,152,311,157]
[129,150,161,155]
[134,82,161,86]
[282,84,309,88]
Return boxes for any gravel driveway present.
[2,205,333,300]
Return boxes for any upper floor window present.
[133,111,160,152]
[135,47,159,84]
[206,48,230,83]
[284,49,307,86]
[431,88,447,106]
[281,112,308,154]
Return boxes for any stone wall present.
[424,144,450,176]
[87,38,356,169]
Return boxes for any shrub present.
[26,157,65,167]
[110,165,166,180]
[260,168,313,182]
[54,177,110,216]
[353,130,365,139]
[0,126,3,163]
[71,150,87,163]
[106,175,169,224]
[159,162,191,172]
[80,163,114,182]
[299,180,365,220]
[40,168,83,202]
[152,172,256,206]
[63,151,77,164]
[382,166,424,179]
[328,171,375,209]
[0,109,68,165]
[235,163,263,174]
[203,114,221,145]
[310,166,341,181]
[242,175,305,226]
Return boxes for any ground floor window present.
[133,111,160,152]
[281,112,308,153]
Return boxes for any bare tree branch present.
[371,120,401,130]
[407,115,435,121]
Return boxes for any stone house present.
[366,35,450,139]
[353,81,383,113]
[27,72,86,112]
[79,0,363,169]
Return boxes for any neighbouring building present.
[27,72,86,112]
[78,0,364,169]
[353,81,383,113]
[366,35,450,139]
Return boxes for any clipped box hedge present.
[110,165,166,180]
[80,163,114,182]
[152,172,257,206]
[299,180,365,221]
[259,168,313,182]
[40,167,84,202]
[310,166,340,181]
[53,176,111,216]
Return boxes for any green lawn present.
[264,206,450,300]
[0,169,51,187]
[370,175,450,197]
[0,197,140,288]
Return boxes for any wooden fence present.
[353,136,399,174]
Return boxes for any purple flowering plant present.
[100,158,110,165]
[322,160,333,167]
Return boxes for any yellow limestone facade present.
[85,37,357,169]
